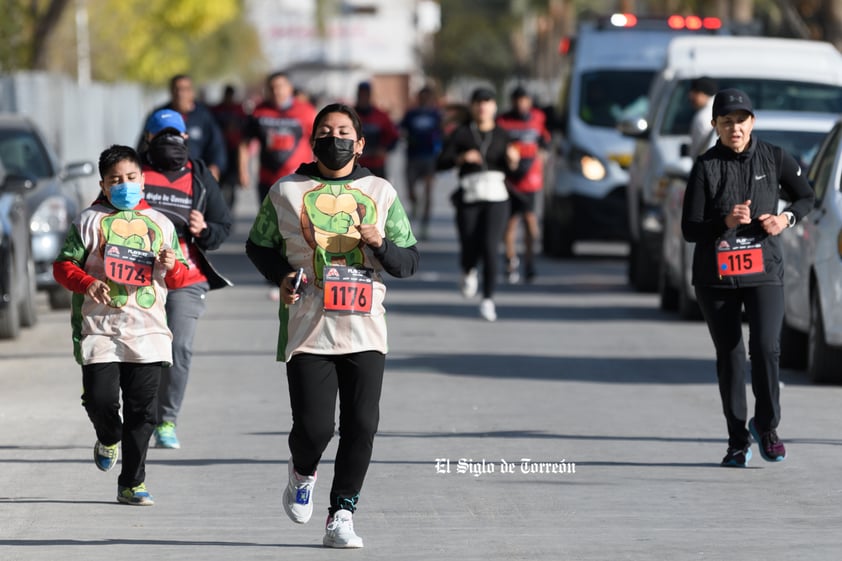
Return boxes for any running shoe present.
[720,446,752,468]
[479,298,497,322]
[283,458,317,524]
[749,418,786,462]
[323,509,364,548]
[506,256,520,284]
[154,422,180,449]
[93,440,119,472]
[117,482,154,506]
[460,269,478,298]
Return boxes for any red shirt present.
[244,99,317,186]
[497,108,551,193]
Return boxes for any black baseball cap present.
[470,87,496,103]
[712,88,754,118]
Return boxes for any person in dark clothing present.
[437,86,520,321]
[399,85,443,240]
[681,89,815,468]
[140,109,233,450]
[211,84,248,210]
[139,74,227,181]
[245,103,418,549]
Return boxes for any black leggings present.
[286,351,385,515]
[455,199,510,298]
[81,362,161,488]
[695,285,783,449]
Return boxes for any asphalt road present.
[1,169,841,560]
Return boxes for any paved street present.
[1,172,842,561]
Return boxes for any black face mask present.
[313,136,356,170]
[148,134,188,171]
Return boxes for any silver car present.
[779,119,842,384]
[0,114,94,310]
[659,110,836,327]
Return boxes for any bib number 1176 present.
[323,266,373,314]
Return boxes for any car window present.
[806,124,842,204]
[752,130,827,171]
[660,78,842,135]
[579,70,654,127]
[0,128,53,179]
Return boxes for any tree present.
[2,0,263,86]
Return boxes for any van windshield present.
[579,70,655,127]
[660,78,842,135]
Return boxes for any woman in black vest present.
[682,89,814,468]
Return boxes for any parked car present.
[623,35,842,292]
[0,114,95,311]
[542,13,727,257]
[0,165,37,339]
[778,119,842,384]
[659,110,836,324]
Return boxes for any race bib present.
[323,266,373,314]
[716,236,765,277]
[104,243,155,286]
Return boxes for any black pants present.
[695,285,783,449]
[455,199,510,299]
[81,362,161,488]
[286,351,385,515]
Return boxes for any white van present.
[624,35,842,290]
[543,13,726,257]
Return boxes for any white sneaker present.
[282,458,316,524]
[460,269,478,298]
[479,298,497,322]
[323,509,364,548]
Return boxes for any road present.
[1,169,841,561]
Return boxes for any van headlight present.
[570,147,606,181]
[30,196,70,234]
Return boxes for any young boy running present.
[53,145,189,505]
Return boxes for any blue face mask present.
[109,182,143,210]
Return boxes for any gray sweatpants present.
[158,281,209,424]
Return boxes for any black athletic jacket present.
[682,138,814,288]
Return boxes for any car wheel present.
[677,259,701,321]
[807,289,842,384]
[19,253,38,328]
[658,262,678,311]
[541,204,574,258]
[779,321,806,370]
[48,286,73,310]
[0,287,21,339]
[630,229,659,292]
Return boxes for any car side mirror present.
[63,161,96,180]
[618,117,649,139]
[679,143,690,158]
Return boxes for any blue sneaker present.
[93,440,118,472]
[117,483,154,506]
[749,418,786,462]
[154,422,181,449]
[721,446,751,468]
